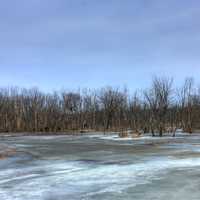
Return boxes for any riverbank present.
[0,130,101,137]
[0,130,194,138]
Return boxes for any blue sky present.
[0,0,200,92]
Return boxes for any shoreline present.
[0,131,194,138]
[0,131,115,137]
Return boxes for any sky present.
[0,0,200,92]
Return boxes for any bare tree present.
[99,87,127,132]
[144,77,173,136]
[177,78,195,133]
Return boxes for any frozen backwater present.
[0,134,200,200]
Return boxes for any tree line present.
[0,77,200,136]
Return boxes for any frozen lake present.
[0,133,200,200]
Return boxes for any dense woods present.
[0,77,200,136]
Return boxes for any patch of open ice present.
[88,134,137,141]
[1,157,200,200]
[88,134,184,141]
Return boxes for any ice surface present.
[0,133,200,200]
